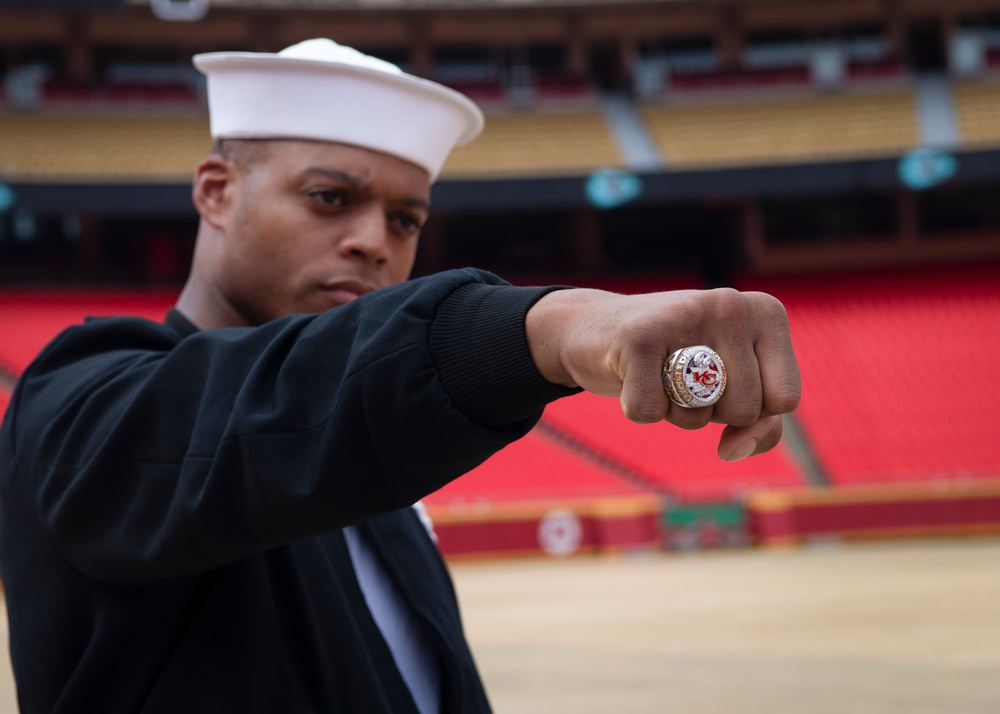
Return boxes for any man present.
[0,40,799,712]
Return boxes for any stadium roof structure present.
[125,0,667,8]
[0,0,122,7]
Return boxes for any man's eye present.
[312,190,346,207]
[395,213,424,235]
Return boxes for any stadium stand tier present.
[424,428,644,507]
[0,290,177,377]
[541,391,805,502]
[0,113,212,182]
[743,264,1000,486]
[0,108,622,181]
[641,90,920,168]
[8,77,1000,184]
[440,109,623,178]
[5,265,997,504]
[667,63,812,93]
[952,80,1000,147]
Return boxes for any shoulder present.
[30,315,182,375]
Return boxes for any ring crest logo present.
[684,350,722,401]
[692,369,718,387]
[664,345,727,408]
[586,168,643,210]
[898,148,957,191]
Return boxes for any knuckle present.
[706,288,750,326]
[749,292,790,329]
[669,408,712,430]
[620,316,668,354]
[668,296,706,336]
[622,397,664,424]
[765,382,801,415]
[723,396,761,427]
[748,290,785,312]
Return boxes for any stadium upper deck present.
[2,0,1000,282]
[6,0,1000,173]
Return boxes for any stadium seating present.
[952,81,1000,148]
[668,64,811,93]
[742,265,1000,486]
[533,71,597,100]
[541,391,804,502]
[641,90,920,168]
[3,268,997,505]
[438,78,507,103]
[41,77,201,106]
[0,108,621,181]
[424,428,644,506]
[0,290,177,377]
[440,109,622,178]
[0,114,212,181]
[845,56,906,81]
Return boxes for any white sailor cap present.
[193,39,484,181]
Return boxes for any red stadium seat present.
[425,427,645,505]
[542,392,804,502]
[534,71,596,100]
[669,64,810,93]
[0,290,178,378]
[846,56,905,81]
[41,77,200,106]
[741,265,1000,486]
[5,266,996,507]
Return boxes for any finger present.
[713,344,762,427]
[619,345,671,424]
[746,293,801,416]
[717,414,784,461]
[661,344,714,429]
[704,291,762,427]
[666,401,714,430]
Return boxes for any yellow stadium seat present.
[953,81,1000,148]
[440,109,623,178]
[641,90,921,168]
[0,113,213,182]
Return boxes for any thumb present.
[717,414,783,462]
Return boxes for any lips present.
[319,278,379,305]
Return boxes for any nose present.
[337,205,389,267]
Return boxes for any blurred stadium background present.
[0,0,999,708]
[2,0,998,556]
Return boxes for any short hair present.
[213,139,273,175]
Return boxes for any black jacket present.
[0,269,575,713]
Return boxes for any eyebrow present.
[302,166,430,211]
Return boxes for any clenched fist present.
[525,288,801,462]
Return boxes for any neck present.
[175,280,237,331]
[176,225,250,331]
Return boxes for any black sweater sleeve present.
[4,269,577,583]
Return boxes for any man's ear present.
[192,154,237,230]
